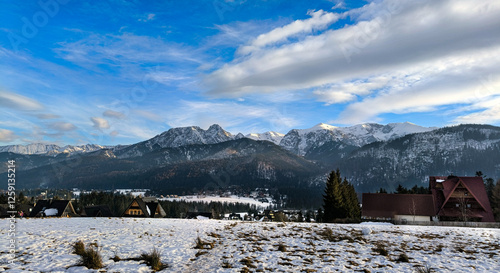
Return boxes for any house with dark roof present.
[83,205,114,217]
[29,199,78,217]
[121,197,166,218]
[430,176,494,222]
[362,176,495,223]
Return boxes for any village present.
[2,175,498,227]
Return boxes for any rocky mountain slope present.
[1,123,499,197]
[338,124,500,192]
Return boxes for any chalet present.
[29,199,77,217]
[83,205,114,217]
[362,176,495,223]
[121,197,166,218]
[430,176,494,222]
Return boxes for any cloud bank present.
[205,0,500,124]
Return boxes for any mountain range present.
[2,122,499,207]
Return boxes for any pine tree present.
[491,179,500,222]
[322,169,361,222]
[346,182,361,220]
[485,178,495,202]
[322,169,343,222]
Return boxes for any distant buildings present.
[29,200,78,217]
[121,197,166,218]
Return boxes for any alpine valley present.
[2,123,500,207]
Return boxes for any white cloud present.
[238,10,341,55]
[204,0,500,125]
[36,113,61,119]
[47,122,77,131]
[138,13,156,22]
[0,129,17,142]
[103,110,126,119]
[55,33,203,69]
[454,97,500,124]
[0,90,44,111]
[90,117,110,129]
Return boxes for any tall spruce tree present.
[323,169,343,222]
[323,169,360,222]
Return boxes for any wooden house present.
[362,176,495,223]
[29,199,77,217]
[430,176,494,222]
[121,197,166,218]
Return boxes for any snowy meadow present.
[1,218,499,272]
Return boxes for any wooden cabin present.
[121,197,166,218]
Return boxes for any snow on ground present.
[1,218,499,272]
[159,195,273,209]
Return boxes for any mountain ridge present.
[0,122,434,156]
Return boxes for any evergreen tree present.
[485,178,495,202]
[378,188,388,193]
[322,169,344,222]
[297,211,304,222]
[345,182,361,219]
[491,179,500,222]
[316,208,323,223]
[396,184,407,194]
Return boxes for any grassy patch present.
[194,236,214,249]
[222,260,233,268]
[396,253,410,263]
[372,244,388,256]
[72,241,85,256]
[415,264,434,273]
[72,241,103,269]
[140,248,167,271]
[240,257,257,268]
[277,243,287,252]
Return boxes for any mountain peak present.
[245,131,285,145]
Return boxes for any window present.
[456,203,459,207]
[467,204,471,208]
[464,192,468,196]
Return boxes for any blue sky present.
[1,0,500,146]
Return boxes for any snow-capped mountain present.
[0,143,108,155]
[2,123,499,196]
[279,122,435,156]
[338,124,500,192]
[116,124,235,158]
[245,131,285,145]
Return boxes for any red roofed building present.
[430,176,494,222]
[362,176,495,223]
[362,193,435,222]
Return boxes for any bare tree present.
[408,197,417,223]
[457,195,470,223]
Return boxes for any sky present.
[1,0,500,146]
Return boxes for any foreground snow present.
[1,218,499,272]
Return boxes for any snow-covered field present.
[159,195,273,209]
[1,218,499,272]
